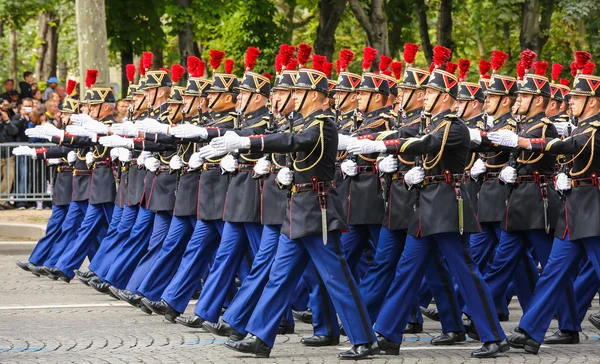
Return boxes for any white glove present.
[276,167,294,186]
[553,122,572,137]
[98,135,134,149]
[341,159,358,177]
[112,121,139,137]
[189,153,204,170]
[499,166,517,184]
[378,155,398,173]
[145,123,170,135]
[253,157,271,176]
[170,155,184,170]
[555,172,572,192]
[405,167,425,187]
[137,151,152,167]
[83,120,109,135]
[110,147,121,161]
[488,130,518,148]
[12,146,36,157]
[145,156,160,172]
[337,134,354,151]
[119,148,132,162]
[346,139,387,155]
[170,124,208,139]
[220,154,238,173]
[67,151,77,164]
[65,125,98,141]
[211,131,251,155]
[39,123,65,139]
[47,158,61,166]
[470,158,487,180]
[469,128,482,145]
[134,118,160,133]
[197,145,221,159]
[70,113,94,126]
[85,152,95,167]
[25,127,51,140]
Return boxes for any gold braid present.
[423,120,451,170]
[557,128,596,177]
[294,120,324,172]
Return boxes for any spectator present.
[32,88,43,104]
[48,92,60,104]
[116,99,129,121]
[56,84,66,108]
[0,79,15,101]
[32,98,42,109]
[19,72,34,99]
[11,99,34,209]
[44,100,59,127]
[43,77,58,101]
[0,100,18,209]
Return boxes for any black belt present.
[392,171,406,181]
[516,173,552,184]
[57,166,73,173]
[73,169,92,176]
[571,174,599,188]
[203,162,220,171]
[484,172,500,180]
[94,160,111,168]
[292,180,335,194]
[423,173,465,185]
[157,165,171,173]
[357,165,377,174]
[236,164,255,172]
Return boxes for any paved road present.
[1,250,599,363]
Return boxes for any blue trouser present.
[246,232,376,348]
[302,260,340,337]
[126,210,173,294]
[375,233,505,344]
[43,201,88,267]
[574,259,600,322]
[87,205,123,274]
[341,224,380,282]
[55,202,113,278]
[223,224,295,334]
[520,235,600,343]
[93,205,140,280]
[137,215,197,301]
[29,204,69,266]
[15,156,28,207]
[103,205,155,288]
[476,229,580,332]
[195,222,263,322]
[162,219,224,314]
[291,280,309,311]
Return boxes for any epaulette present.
[591,121,600,128]
[541,117,552,125]
[554,114,569,123]
[214,114,235,125]
[445,114,458,119]
[476,121,485,130]
[389,110,398,118]
[316,113,333,119]
[507,119,517,127]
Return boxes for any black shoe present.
[589,312,600,330]
[76,274,93,285]
[224,335,271,358]
[338,342,380,360]
[44,267,60,280]
[498,313,510,322]
[16,261,32,272]
[404,322,423,334]
[292,309,313,324]
[74,269,96,279]
[420,306,440,321]
[191,290,201,300]
[340,324,346,336]
[203,321,233,336]
[431,332,467,346]
[464,318,480,341]
[29,265,47,277]
[107,287,120,300]
[301,335,340,347]
[507,328,540,354]
[229,330,246,342]
[376,336,400,355]
[108,286,122,301]
[471,339,510,358]
[89,280,111,294]
[543,330,580,344]
[117,290,143,308]
[46,268,71,283]
[141,298,168,315]
[175,315,204,328]
[277,326,294,335]
[140,305,153,315]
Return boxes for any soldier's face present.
[423,88,440,112]
[569,95,587,117]
[89,104,101,119]
[515,94,533,115]
[167,103,183,122]
[273,90,293,115]
[183,95,196,114]
[292,90,307,112]
[356,91,374,112]
[147,89,157,108]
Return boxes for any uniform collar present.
[211,107,236,120]
[577,113,600,127]
[244,106,268,121]
[363,106,388,121]
[430,109,452,127]
[523,111,546,124]
[303,109,326,124]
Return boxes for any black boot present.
[117,289,143,307]
[376,336,400,355]
[338,342,379,360]
[108,286,122,300]
[277,326,294,335]
[45,268,71,283]
[403,322,423,334]
[175,315,204,328]
[431,332,466,346]
[203,321,233,336]
[224,335,271,358]
[16,261,32,272]
[463,318,480,341]
[420,306,440,321]
[471,339,510,358]
[29,265,47,277]
[543,330,579,344]
[292,309,313,324]
[74,270,96,279]
[141,298,168,315]
[507,328,540,354]
[301,335,340,347]
[89,279,111,294]
[589,312,600,330]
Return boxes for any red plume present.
[378,55,393,73]
[323,62,333,78]
[533,61,548,77]
[575,51,592,70]
[159,67,170,74]
[491,50,509,72]
[551,64,563,82]
[481,74,491,79]
[209,50,226,71]
[85,69,98,88]
[382,70,392,76]
[429,62,435,74]
[142,52,153,71]
[433,45,451,68]
[478,59,491,76]
[338,49,355,72]
[570,61,578,77]
[125,64,136,83]
[445,62,458,75]
[519,49,537,71]
[66,79,76,96]
[279,44,295,67]
[336,59,341,75]
[516,60,525,80]
[559,78,569,86]
[391,61,403,80]
[262,73,272,81]
[362,47,378,71]
[191,60,205,78]
[297,43,313,67]
[244,47,261,71]
[275,54,283,73]
[583,62,596,75]
[403,43,419,65]
[187,56,202,77]
[458,58,471,81]
[287,59,298,71]
[171,64,185,83]
[312,54,326,72]
[139,58,145,77]
[225,59,234,74]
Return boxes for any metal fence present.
[0,143,57,202]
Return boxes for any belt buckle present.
[291,184,297,194]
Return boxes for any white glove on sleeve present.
[40,123,65,139]
[112,121,139,137]
[110,147,121,161]
[25,128,50,140]
[169,124,208,139]
[134,118,160,133]
[404,167,425,187]
[197,145,221,159]
[341,159,358,178]
[98,135,134,149]
[337,134,353,151]
[188,153,204,170]
[346,139,387,154]
[499,166,517,184]
[555,172,572,191]
[470,158,487,180]
[47,158,61,166]
[83,119,109,135]
[137,151,151,167]
[12,146,36,157]
[553,122,571,137]
[85,152,95,167]
[220,154,238,173]
[488,130,519,148]
[469,128,482,145]
[169,155,184,170]
[67,151,77,164]
[276,167,294,186]
[253,157,271,176]
[145,156,160,172]
[378,155,398,173]
[145,123,170,135]
[70,113,94,126]
[211,131,251,155]
[119,148,132,162]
